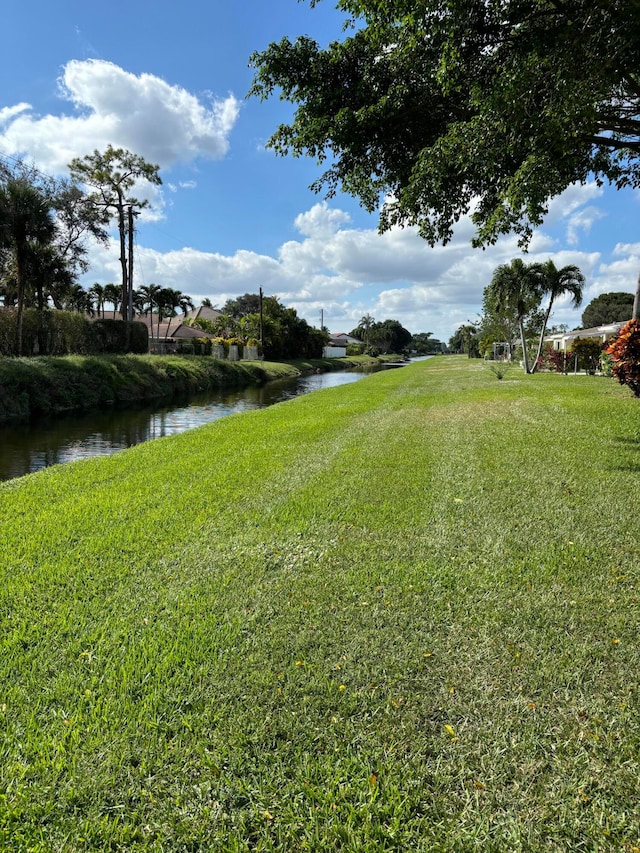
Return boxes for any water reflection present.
[0,369,370,481]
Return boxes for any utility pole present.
[320,308,324,331]
[259,287,264,355]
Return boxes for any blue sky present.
[2,0,639,341]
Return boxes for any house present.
[322,332,362,358]
[88,306,223,353]
[544,321,629,352]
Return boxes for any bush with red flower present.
[606,319,640,397]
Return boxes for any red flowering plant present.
[606,320,640,397]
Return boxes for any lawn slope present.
[1,357,639,851]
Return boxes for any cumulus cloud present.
[0,59,240,173]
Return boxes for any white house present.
[322,332,362,358]
[544,321,629,352]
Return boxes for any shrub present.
[486,361,512,380]
[569,337,603,374]
[599,351,613,377]
[213,337,229,353]
[0,309,148,356]
[606,319,640,396]
[545,349,568,373]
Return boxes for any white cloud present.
[0,104,31,125]
[0,59,240,174]
[566,206,606,246]
[545,182,604,225]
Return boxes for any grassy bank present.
[1,357,639,850]
[0,353,378,427]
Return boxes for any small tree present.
[606,320,640,397]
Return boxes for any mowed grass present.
[1,356,639,851]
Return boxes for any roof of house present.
[184,305,223,323]
[330,333,361,344]
[545,321,629,344]
[149,322,213,340]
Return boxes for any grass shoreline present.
[0,352,384,427]
[1,356,639,850]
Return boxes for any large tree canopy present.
[250,0,640,312]
[581,291,635,328]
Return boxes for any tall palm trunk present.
[531,300,554,374]
[519,319,531,373]
[16,250,25,357]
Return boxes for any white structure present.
[322,332,362,357]
[544,321,629,352]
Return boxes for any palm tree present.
[159,287,182,340]
[0,177,55,354]
[137,283,162,344]
[104,283,121,315]
[62,284,92,314]
[178,292,195,317]
[89,283,107,318]
[531,261,585,372]
[485,259,543,373]
[356,313,375,346]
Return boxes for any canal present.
[0,368,374,482]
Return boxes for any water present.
[0,368,372,481]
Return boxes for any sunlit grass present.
[1,357,639,850]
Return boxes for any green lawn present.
[1,357,639,851]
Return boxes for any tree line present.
[0,152,328,360]
[187,293,328,360]
[0,147,163,355]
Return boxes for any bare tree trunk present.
[118,201,127,320]
[633,269,640,320]
[16,261,24,357]
[519,319,531,373]
[531,301,554,374]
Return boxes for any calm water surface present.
[0,369,372,481]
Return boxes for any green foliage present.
[366,319,412,354]
[213,293,327,359]
[599,350,613,377]
[250,1,640,254]
[581,292,635,327]
[0,354,291,426]
[569,337,603,374]
[531,260,585,372]
[485,360,512,380]
[483,259,544,372]
[448,323,479,357]
[606,319,640,396]
[411,331,443,354]
[0,309,147,356]
[69,146,162,304]
[92,319,148,355]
